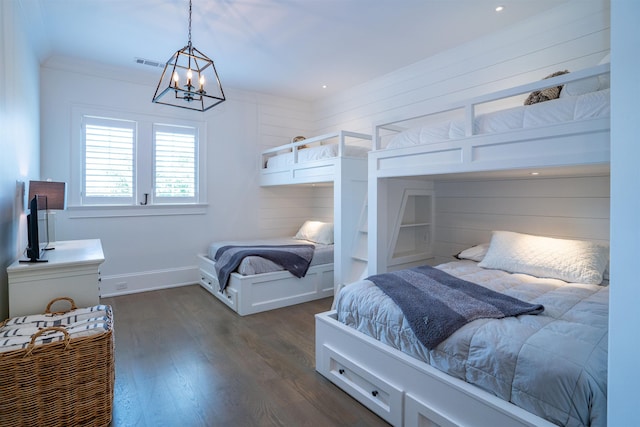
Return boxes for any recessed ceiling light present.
[495,5,504,12]
[530,172,540,176]
[322,85,328,89]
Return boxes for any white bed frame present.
[370,63,610,180]
[316,310,556,427]
[260,130,372,186]
[316,64,611,426]
[368,63,611,275]
[196,131,371,315]
[260,130,373,291]
[197,254,333,316]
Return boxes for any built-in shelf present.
[389,189,434,268]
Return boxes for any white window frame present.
[70,106,207,217]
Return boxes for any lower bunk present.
[316,231,608,427]
[198,255,333,316]
[316,310,555,427]
[197,225,336,315]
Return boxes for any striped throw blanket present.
[368,265,544,349]
[214,244,315,291]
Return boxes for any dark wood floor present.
[103,285,390,427]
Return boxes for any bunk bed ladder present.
[345,197,369,287]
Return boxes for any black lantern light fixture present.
[152,0,226,112]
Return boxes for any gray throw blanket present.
[214,244,315,291]
[367,265,544,349]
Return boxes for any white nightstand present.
[7,239,105,317]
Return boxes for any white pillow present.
[455,243,490,262]
[478,231,609,285]
[560,76,601,98]
[294,221,334,245]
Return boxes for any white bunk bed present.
[197,131,372,315]
[260,130,372,186]
[261,130,373,291]
[316,63,611,426]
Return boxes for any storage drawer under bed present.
[198,261,238,311]
[320,344,403,426]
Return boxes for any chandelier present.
[152,0,225,112]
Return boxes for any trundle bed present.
[198,234,335,316]
[316,62,611,427]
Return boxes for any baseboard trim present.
[100,266,200,297]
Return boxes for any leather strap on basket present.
[24,326,71,357]
[45,296,78,315]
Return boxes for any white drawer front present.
[405,393,459,427]
[199,269,238,310]
[323,345,403,426]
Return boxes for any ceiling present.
[27,0,570,101]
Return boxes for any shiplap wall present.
[258,185,333,238]
[432,175,610,264]
[255,96,334,238]
[312,0,610,136]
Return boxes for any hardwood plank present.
[104,285,389,426]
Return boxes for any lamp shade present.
[28,181,66,210]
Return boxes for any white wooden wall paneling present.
[432,176,610,264]
[312,1,609,134]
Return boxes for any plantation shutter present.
[82,116,136,205]
[153,124,198,204]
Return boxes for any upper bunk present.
[260,130,372,186]
[370,62,611,180]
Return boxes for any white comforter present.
[335,260,608,427]
[387,89,610,149]
[266,144,369,169]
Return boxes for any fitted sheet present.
[207,237,333,276]
[387,89,610,149]
[265,144,369,169]
[335,260,608,427]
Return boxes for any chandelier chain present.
[188,0,192,47]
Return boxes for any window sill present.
[67,203,208,218]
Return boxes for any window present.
[74,109,206,210]
[153,124,198,204]
[82,116,136,205]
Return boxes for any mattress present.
[207,237,333,276]
[265,144,369,169]
[387,89,610,149]
[335,260,608,427]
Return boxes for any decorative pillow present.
[294,221,334,245]
[478,230,609,284]
[524,70,569,105]
[455,243,490,262]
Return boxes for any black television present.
[22,194,50,263]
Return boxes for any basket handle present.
[45,297,78,315]
[25,326,71,356]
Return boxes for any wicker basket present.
[0,297,114,427]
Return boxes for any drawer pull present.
[338,369,345,375]
[371,390,379,397]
